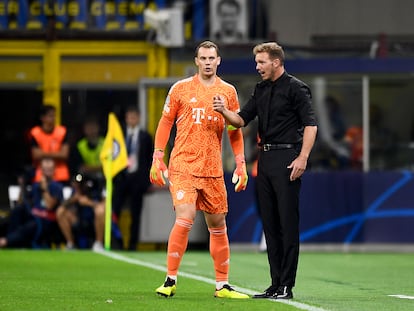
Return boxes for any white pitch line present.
[388,294,414,300]
[97,250,330,311]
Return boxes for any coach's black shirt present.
[239,71,317,145]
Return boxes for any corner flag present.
[99,113,128,250]
[100,113,128,179]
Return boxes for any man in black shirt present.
[213,42,317,299]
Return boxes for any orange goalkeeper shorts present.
[169,172,228,214]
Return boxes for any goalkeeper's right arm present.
[150,149,168,186]
[149,116,173,186]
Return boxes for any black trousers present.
[256,148,301,288]
[112,172,146,250]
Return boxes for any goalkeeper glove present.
[150,149,169,186]
[232,154,248,192]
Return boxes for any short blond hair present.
[253,42,285,64]
[195,40,220,57]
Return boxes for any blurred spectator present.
[344,125,363,170]
[326,96,347,142]
[316,96,351,170]
[112,105,153,251]
[69,116,104,181]
[29,105,70,184]
[0,158,64,248]
[369,104,397,169]
[56,173,105,251]
[325,96,350,169]
[343,104,397,170]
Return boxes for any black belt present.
[260,143,295,151]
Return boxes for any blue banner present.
[0,0,29,29]
[226,171,414,244]
[0,0,177,31]
[68,0,87,29]
[89,0,105,29]
[0,0,7,29]
[123,0,145,30]
[54,0,68,29]
[26,0,47,29]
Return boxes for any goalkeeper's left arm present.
[227,126,248,192]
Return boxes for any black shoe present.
[274,285,293,299]
[252,286,278,299]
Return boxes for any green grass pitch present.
[0,249,413,311]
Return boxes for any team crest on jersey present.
[176,190,185,200]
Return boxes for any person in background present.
[55,173,105,251]
[112,106,153,251]
[0,157,63,248]
[213,41,318,299]
[368,103,397,169]
[344,125,363,170]
[70,116,105,181]
[29,104,70,184]
[150,40,249,299]
[322,95,350,169]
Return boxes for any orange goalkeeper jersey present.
[162,74,240,177]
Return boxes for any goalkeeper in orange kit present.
[150,40,249,299]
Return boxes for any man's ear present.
[217,56,221,66]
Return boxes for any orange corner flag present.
[100,113,128,179]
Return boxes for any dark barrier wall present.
[226,171,414,244]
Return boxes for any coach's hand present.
[232,154,248,192]
[150,149,169,186]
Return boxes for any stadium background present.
[1,0,414,246]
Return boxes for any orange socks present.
[166,217,193,277]
[166,220,230,287]
[209,226,230,283]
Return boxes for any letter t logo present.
[192,108,205,124]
